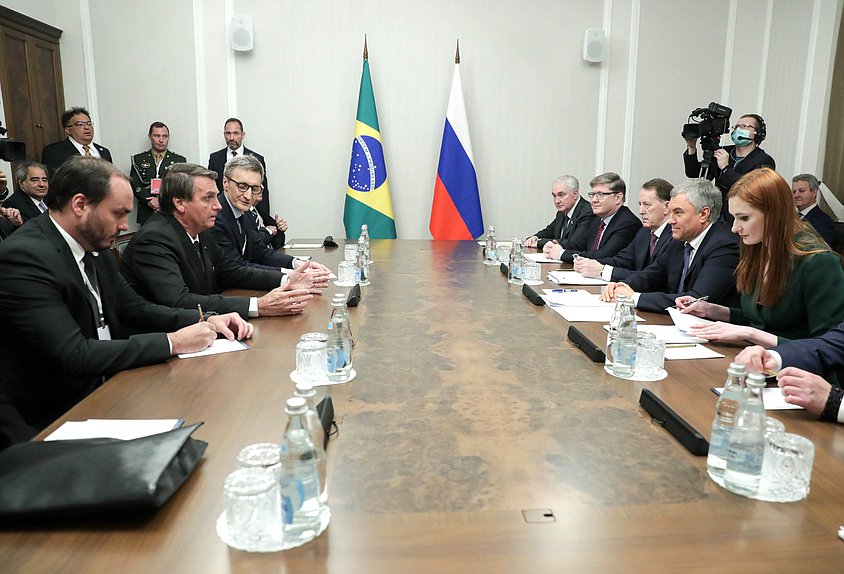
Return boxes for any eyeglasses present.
[732,123,756,131]
[66,121,93,128]
[587,191,621,200]
[227,177,263,194]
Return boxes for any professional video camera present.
[682,102,732,180]
[0,121,26,163]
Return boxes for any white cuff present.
[766,350,784,373]
[601,265,613,281]
[249,297,259,317]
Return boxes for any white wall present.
[3,0,842,239]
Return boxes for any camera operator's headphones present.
[743,113,767,144]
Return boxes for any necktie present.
[560,216,571,241]
[193,240,205,270]
[82,145,92,156]
[649,232,657,259]
[679,243,694,289]
[231,150,238,158]
[590,220,606,251]
[82,252,102,324]
[37,201,47,213]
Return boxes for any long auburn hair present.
[729,168,828,306]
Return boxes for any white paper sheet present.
[476,240,513,248]
[667,306,714,332]
[525,253,562,264]
[284,243,323,249]
[45,419,182,441]
[178,338,250,359]
[547,270,608,285]
[548,304,645,322]
[543,289,614,308]
[664,344,724,360]
[635,325,707,344]
[713,387,802,411]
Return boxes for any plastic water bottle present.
[508,238,524,285]
[355,237,370,286]
[611,296,637,377]
[279,397,323,544]
[706,362,747,482]
[360,224,371,264]
[294,381,327,504]
[724,373,767,496]
[326,294,353,382]
[484,225,498,265]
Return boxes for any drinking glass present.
[223,467,282,552]
[337,261,356,284]
[756,432,814,502]
[294,339,328,384]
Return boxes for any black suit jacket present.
[625,222,740,313]
[212,194,295,270]
[596,225,672,281]
[0,215,199,430]
[41,138,113,175]
[684,145,775,194]
[560,205,642,263]
[120,213,284,318]
[534,198,596,250]
[208,146,273,223]
[130,149,187,224]
[803,205,837,247]
[3,191,43,222]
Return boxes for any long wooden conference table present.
[2,239,844,573]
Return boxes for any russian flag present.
[429,55,483,240]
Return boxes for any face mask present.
[731,128,754,147]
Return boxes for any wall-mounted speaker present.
[231,15,254,52]
[583,28,606,63]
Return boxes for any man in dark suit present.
[249,185,286,250]
[544,172,642,263]
[207,118,272,224]
[603,178,739,313]
[121,164,323,319]
[212,155,329,273]
[792,174,836,246]
[130,121,187,225]
[0,156,252,432]
[524,175,595,250]
[41,107,113,174]
[4,161,49,222]
[574,178,673,281]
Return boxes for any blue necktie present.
[679,243,693,289]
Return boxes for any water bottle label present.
[280,479,307,524]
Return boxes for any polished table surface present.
[2,240,844,573]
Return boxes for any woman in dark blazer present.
[677,168,844,346]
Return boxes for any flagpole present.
[364,34,368,61]
[455,39,460,64]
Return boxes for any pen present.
[197,304,205,322]
[677,295,709,308]
[552,289,578,293]
[665,343,697,348]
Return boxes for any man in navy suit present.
[792,174,837,247]
[602,178,739,313]
[4,161,49,222]
[207,118,273,224]
[0,156,251,432]
[574,178,673,281]
[736,328,844,424]
[41,107,113,174]
[544,172,642,263]
[524,175,595,250]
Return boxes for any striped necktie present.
[590,220,605,251]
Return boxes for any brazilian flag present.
[344,54,397,239]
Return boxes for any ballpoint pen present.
[677,295,709,308]
[197,304,205,322]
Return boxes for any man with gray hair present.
[792,174,836,246]
[602,178,739,313]
[4,161,50,222]
[524,175,595,250]
[212,155,322,272]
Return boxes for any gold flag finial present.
[364,34,368,61]
[455,39,460,64]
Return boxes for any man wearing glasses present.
[544,172,641,263]
[684,113,775,222]
[212,155,320,272]
[41,107,113,175]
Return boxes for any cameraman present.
[684,114,775,220]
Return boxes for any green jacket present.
[129,149,186,224]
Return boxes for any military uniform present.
[130,149,186,224]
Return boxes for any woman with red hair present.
[678,167,844,346]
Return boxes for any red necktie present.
[649,232,657,258]
[591,221,605,251]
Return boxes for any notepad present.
[712,387,802,410]
[45,419,183,441]
[525,253,563,264]
[547,270,608,285]
[178,338,250,359]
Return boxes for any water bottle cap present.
[295,381,315,395]
[285,396,308,414]
[728,362,747,374]
[745,372,767,387]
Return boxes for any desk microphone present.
[323,235,338,248]
[639,389,709,456]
